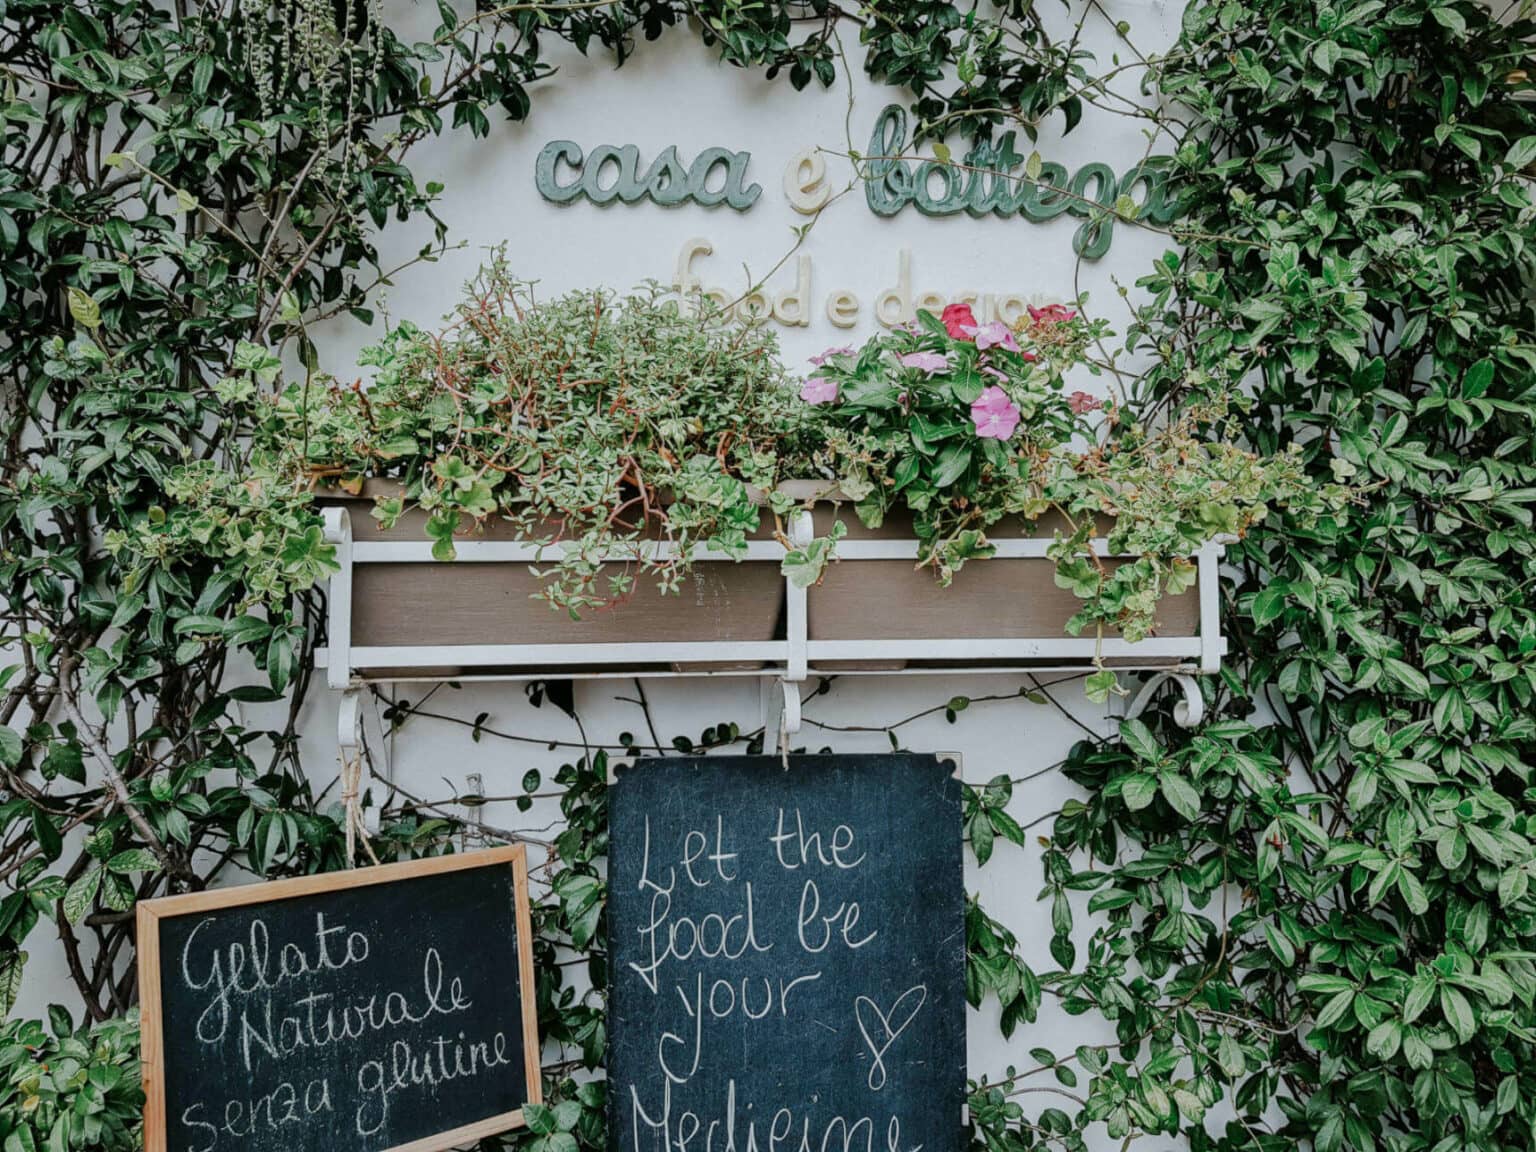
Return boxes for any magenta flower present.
[1069,390,1103,414]
[965,321,1020,353]
[941,303,978,340]
[809,345,854,366]
[1028,303,1077,325]
[899,351,950,375]
[800,376,839,404]
[971,386,1021,440]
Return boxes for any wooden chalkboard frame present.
[135,846,543,1152]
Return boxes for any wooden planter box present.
[316,484,785,678]
[315,483,1222,687]
[801,499,1200,671]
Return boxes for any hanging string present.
[339,743,380,868]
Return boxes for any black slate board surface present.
[140,849,537,1152]
[608,754,965,1152]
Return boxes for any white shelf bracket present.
[1196,538,1227,674]
[784,509,813,684]
[322,506,354,691]
[763,507,814,755]
[1125,671,1205,730]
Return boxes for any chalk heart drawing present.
[855,985,927,1092]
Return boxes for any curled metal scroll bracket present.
[337,687,364,768]
[1124,671,1205,730]
[780,679,803,736]
[760,676,804,763]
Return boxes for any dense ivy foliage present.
[0,0,617,1022]
[261,260,811,613]
[3,1,1535,1152]
[1023,6,1536,1152]
[0,1007,142,1151]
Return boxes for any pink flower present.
[971,386,1021,440]
[1028,303,1077,325]
[899,351,951,375]
[1069,390,1103,414]
[964,320,1020,352]
[800,376,839,404]
[980,364,1008,380]
[809,345,854,366]
[940,303,978,340]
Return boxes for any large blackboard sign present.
[137,847,541,1152]
[608,754,965,1152]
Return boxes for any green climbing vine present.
[3,1,1535,1151]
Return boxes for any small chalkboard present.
[607,754,966,1152]
[136,846,541,1152]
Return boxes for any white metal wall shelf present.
[316,505,1227,769]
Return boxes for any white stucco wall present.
[20,2,1189,1141]
[309,0,1184,373]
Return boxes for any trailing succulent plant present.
[261,254,817,615]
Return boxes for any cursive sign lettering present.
[862,104,1177,259]
[536,141,761,210]
[143,854,537,1152]
[609,756,966,1152]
